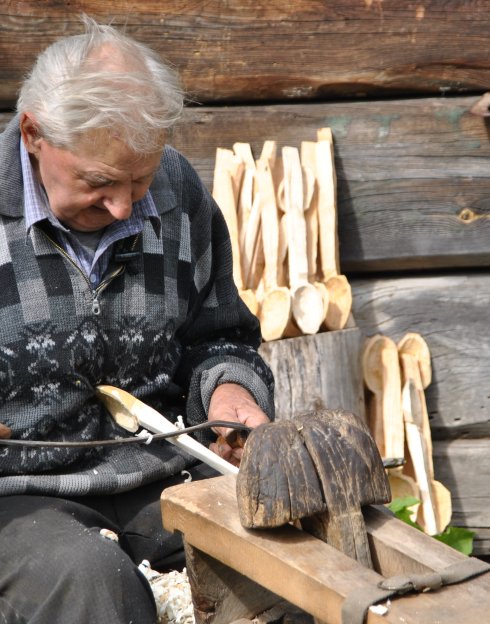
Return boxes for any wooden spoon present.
[398,333,452,533]
[256,155,292,341]
[315,128,353,330]
[212,148,259,315]
[232,144,264,294]
[362,334,419,507]
[282,146,324,335]
[96,385,238,476]
[300,141,329,320]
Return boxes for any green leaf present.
[389,498,475,555]
[387,496,422,531]
[434,526,475,556]
[388,496,420,514]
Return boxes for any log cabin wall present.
[2,1,490,554]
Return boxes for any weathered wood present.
[296,410,390,568]
[259,329,365,422]
[2,2,490,108]
[236,410,390,568]
[161,474,490,624]
[171,97,490,273]
[351,272,490,438]
[3,94,490,271]
[183,540,280,624]
[433,438,490,555]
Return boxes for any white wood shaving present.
[99,528,119,542]
[139,561,195,624]
[369,600,390,616]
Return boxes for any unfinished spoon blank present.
[256,155,292,341]
[282,146,324,335]
[212,148,259,316]
[96,385,238,476]
[315,129,353,330]
[398,333,452,534]
[362,334,419,506]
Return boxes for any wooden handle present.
[213,148,245,290]
[257,158,280,290]
[282,146,308,288]
[315,129,339,280]
[301,141,319,282]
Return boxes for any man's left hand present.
[208,383,270,467]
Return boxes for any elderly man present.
[0,17,274,624]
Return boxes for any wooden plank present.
[258,329,365,422]
[183,541,280,624]
[170,97,490,273]
[351,272,490,438]
[2,2,490,108]
[3,94,490,271]
[433,438,490,555]
[161,474,490,624]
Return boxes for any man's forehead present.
[73,130,163,173]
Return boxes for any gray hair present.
[17,16,184,153]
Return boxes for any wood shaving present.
[138,561,195,624]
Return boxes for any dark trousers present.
[0,464,216,623]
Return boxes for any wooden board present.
[351,272,490,438]
[161,474,490,624]
[2,2,490,108]
[258,329,365,422]
[433,438,490,555]
[172,98,490,273]
[3,95,490,271]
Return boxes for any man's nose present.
[103,187,133,220]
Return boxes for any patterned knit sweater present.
[0,117,275,497]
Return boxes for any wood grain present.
[161,474,490,623]
[3,94,490,271]
[259,329,365,422]
[433,438,490,554]
[2,1,490,108]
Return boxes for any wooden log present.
[2,2,490,107]
[350,272,490,438]
[161,474,490,624]
[433,438,490,555]
[3,94,490,271]
[170,97,490,273]
[258,329,365,422]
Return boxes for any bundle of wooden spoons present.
[211,129,354,340]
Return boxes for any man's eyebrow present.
[78,171,117,183]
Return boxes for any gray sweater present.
[0,117,274,496]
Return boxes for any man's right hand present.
[0,423,11,439]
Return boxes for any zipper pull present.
[92,295,101,316]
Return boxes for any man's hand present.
[208,383,270,467]
[0,423,11,439]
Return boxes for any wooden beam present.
[3,94,490,271]
[433,438,490,554]
[2,2,490,108]
[161,474,490,624]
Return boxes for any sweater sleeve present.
[168,150,275,438]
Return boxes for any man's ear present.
[19,113,42,155]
